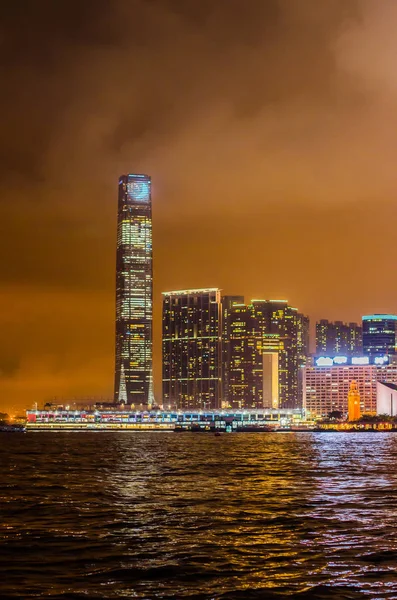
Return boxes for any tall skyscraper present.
[362,314,397,356]
[316,320,362,355]
[114,174,153,406]
[162,289,222,410]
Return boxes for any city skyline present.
[4,4,397,600]
[4,1,397,413]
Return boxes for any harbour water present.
[1,431,397,599]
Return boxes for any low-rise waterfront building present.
[304,355,397,418]
[25,408,305,431]
[376,381,397,416]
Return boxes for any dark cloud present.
[1,0,397,412]
[0,355,20,379]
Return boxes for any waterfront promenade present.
[26,408,304,431]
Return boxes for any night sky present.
[1,0,397,414]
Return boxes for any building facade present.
[376,381,397,416]
[162,289,222,410]
[114,174,153,405]
[316,320,362,355]
[304,355,397,418]
[252,300,308,409]
[362,314,397,356]
[222,299,309,409]
[222,301,264,409]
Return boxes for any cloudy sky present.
[1,0,397,412]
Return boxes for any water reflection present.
[103,433,322,597]
[2,432,397,598]
[304,433,397,596]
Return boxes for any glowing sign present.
[127,180,150,202]
[374,355,389,365]
[315,357,333,367]
[333,356,348,365]
[352,356,369,365]
[314,355,391,367]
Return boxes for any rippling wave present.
[1,432,397,598]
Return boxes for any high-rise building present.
[304,354,395,418]
[296,312,310,365]
[349,322,362,355]
[114,174,153,406]
[295,311,310,409]
[222,299,309,409]
[316,320,362,355]
[222,301,264,409]
[362,314,397,356]
[252,300,308,409]
[221,295,245,405]
[162,288,222,410]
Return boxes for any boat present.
[235,425,273,432]
[0,424,26,433]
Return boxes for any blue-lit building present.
[114,174,153,405]
[362,314,397,357]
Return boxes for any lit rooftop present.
[251,299,288,303]
[162,288,220,296]
[362,314,397,320]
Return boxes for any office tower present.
[162,288,222,410]
[316,320,362,355]
[362,314,397,356]
[222,299,309,409]
[304,354,396,418]
[114,174,153,406]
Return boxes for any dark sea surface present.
[1,432,397,599]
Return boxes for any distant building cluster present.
[113,175,397,419]
[315,319,362,356]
